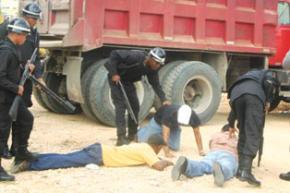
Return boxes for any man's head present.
[177,105,192,125]
[221,124,230,132]
[145,47,166,70]
[147,134,166,154]
[7,18,30,45]
[262,71,280,108]
[22,3,42,27]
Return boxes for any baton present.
[118,81,138,124]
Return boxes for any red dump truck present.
[270,0,290,68]
[18,0,290,126]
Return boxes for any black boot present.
[127,134,137,143]
[2,145,13,159]
[116,136,129,146]
[15,146,37,162]
[9,144,16,157]
[236,154,243,178]
[237,156,261,187]
[0,166,15,181]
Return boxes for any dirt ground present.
[0,95,289,193]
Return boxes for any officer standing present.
[105,48,170,146]
[0,18,33,181]
[6,2,43,158]
[227,69,280,187]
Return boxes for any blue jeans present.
[29,144,103,171]
[185,150,238,181]
[137,118,181,151]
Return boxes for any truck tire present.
[153,60,185,110]
[89,65,155,126]
[80,59,107,121]
[32,74,51,111]
[41,73,81,114]
[33,87,50,110]
[163,61,222,124]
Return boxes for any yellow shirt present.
[102,143,159,167]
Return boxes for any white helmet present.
[177,105,192,125]
[7,18,30,34]
[149,47,166,65]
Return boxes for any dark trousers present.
[108,78,139,137]
[0,100,34,157]
[231,94,265,158]
[9,81,33,151]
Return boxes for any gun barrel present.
[118,81,138,124]
[29,76,76,113]
[8,96,21,121]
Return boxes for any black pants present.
[109,79,139,137]
[7,81,33,151]
[231,94,265,158]
[0,100,34,157]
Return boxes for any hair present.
[221,124,230,132]
[147,134,166,146]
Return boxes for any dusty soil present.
[0,95,289,193]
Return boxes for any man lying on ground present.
[171,124,238,187]
[10,134,173,173]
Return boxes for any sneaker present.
[0,166,15,181]
[279,171,290,181]
[213,162,225,187]
[171,156,187,181]
[10,160,29,174]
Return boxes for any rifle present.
[118,81,138,124]
[29,75,76,113]
[9,48,38,121]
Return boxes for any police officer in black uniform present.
[0,16,9,40]
[5,3,43,158]
[0,18,33,181]
[227,69,280,187]
[105,48,170,146]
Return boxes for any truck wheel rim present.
[182,75,213,114]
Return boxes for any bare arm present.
[152,160,173,171]
[162,125,174,157]
[193,127,205,156]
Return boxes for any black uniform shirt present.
[154,105,201,131]
[0,38,21,104]
[229,79,266,105]
[227,70,270,128]
[105,50,166,101]
[228,70,270,106]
